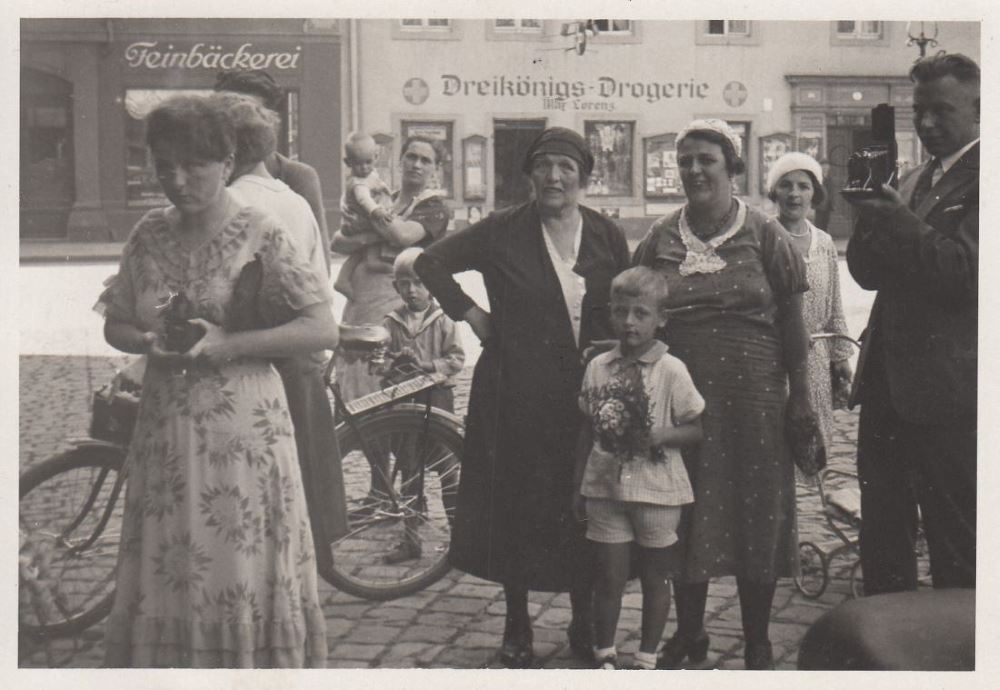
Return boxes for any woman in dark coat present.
[415,128,629,667]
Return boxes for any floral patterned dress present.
[799,223,854,449]
[96,204,329,667]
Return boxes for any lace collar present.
[678,199,747,276]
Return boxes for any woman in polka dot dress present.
[633,120,813,670]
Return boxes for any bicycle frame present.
[55,439,128,554]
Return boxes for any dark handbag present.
[90,386,139,445]
[226,252,264,332]
[786,410,827,477]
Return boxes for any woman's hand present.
[184,318,235,364]
[786,387,815,426]
[463,306,493,344]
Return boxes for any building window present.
[585,121,634,197]
[830,20,888,46]
[707,20,750,36]
[494,19,542,33]
[593,20,633,35]
[835,21,882,38]
[400,18,452,31]
[401,120,454,197]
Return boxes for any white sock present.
[633,650,657,669]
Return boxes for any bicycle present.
[19,325,463,640]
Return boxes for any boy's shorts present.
[585,497,682,549]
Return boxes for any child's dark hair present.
[610,266,671,311]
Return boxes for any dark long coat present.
[415,202,629,590]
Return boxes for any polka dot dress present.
[643,205,808,581]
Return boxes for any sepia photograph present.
[9,1,992,685]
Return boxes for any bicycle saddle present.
[338,324,390,350]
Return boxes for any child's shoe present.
[593,646,618,670]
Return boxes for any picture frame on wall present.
[584,120,634,197]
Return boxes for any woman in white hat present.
[633,120,814,670]
[768,152,854,463]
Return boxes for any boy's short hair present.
[393,247,424,279]
[610,266,670,311]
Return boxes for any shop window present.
[585,120,634,198]
[401,120,454,197]
[696,20,758,45]
[286,90,300,160]
[643,133,682,198]
[759,132,794,195]
[124,89,213,207]
[726,120,751,196]
[372,132,395,191]
[831,21,888,46]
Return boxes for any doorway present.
[20,67,75,239]
[825,125,872,239]
[493,119,546,210]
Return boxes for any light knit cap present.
[766,151,824,197]
[676,118,742,158]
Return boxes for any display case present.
[462,134,487,201]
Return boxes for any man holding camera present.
[844,52,978,595]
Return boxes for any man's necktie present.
[909,158,938,210]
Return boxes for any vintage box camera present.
[842,104,899,200]
[159,290,205,353]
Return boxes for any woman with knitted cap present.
[415,127,629,667]
[768,152,854,463]
[633,120,814,669]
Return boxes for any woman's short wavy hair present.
[210,92,280,170]
[145,95,235,162]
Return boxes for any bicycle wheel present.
[793,541,829,599]
[19,444,126,638]
[324,403,462,600]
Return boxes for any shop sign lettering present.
[123,42,302,71]
[441,74,710,104]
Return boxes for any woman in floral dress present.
[97,95,335,667]
[767,152,854,455]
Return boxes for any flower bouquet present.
[582,364,662,478]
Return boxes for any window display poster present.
[644,133,681,197]
[462,135,487,200]
[798,132,824,162]
[401,120,454,197]
[726,120,750,196]
[585,121,634,197]
[759,133,794,195]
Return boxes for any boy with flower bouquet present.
[573,266,705,670]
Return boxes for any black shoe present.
[744,640,774,670]
[567,618,595,662]
[594,653,618,670]
[499,619,534,668]
[382,539,422,564]
[656,629,711,669]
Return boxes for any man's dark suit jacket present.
[847,143,978,425]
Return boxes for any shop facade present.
[21,18,343,241]
[350,19,979,237]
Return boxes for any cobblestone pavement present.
[18,354,928,670]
